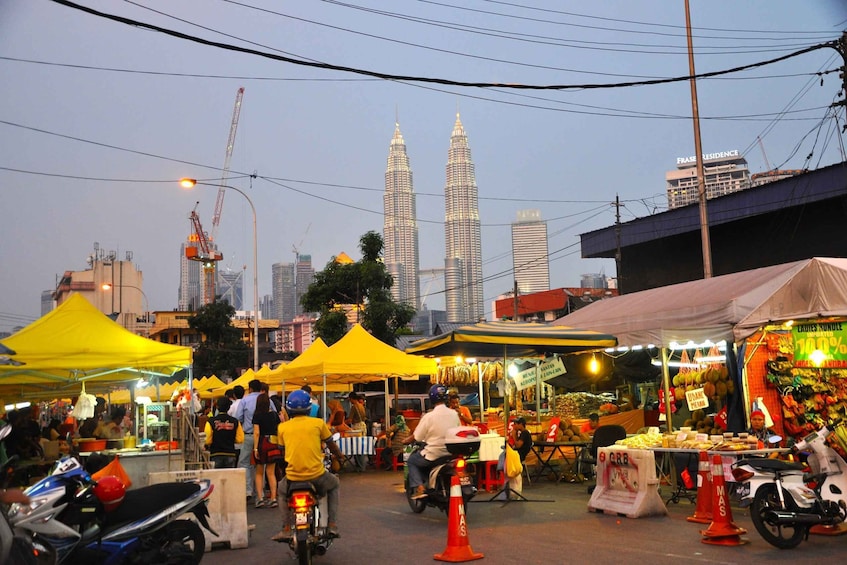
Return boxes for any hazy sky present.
[2,0,846,333]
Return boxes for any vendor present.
[96,407,126,440]
[748,409,775,443]
[580,413,600,435]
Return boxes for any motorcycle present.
[732,424,847,549]
[0,425,55,564]
[279,432,342,565]
[404,426,480,515]
[8,451,217,564]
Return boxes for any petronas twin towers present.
[383,113,483,323]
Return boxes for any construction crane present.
[184,87,245,305]
[186,203,223,306]
[757,136,773,171]
[211,86,245,243]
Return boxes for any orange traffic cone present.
[434,474,484,562]
[700,454,748,546]
[687,450,713,524]
[810,523,847,536]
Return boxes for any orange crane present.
[186,204,223,305]
[184,87,245,305]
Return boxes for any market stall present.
[554,257,847,447]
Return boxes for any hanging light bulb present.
[589,353,600,374]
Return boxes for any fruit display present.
[551,392,605,419]
[682,408,724,436]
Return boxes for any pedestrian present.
[204,397,244,469]
[252,393,282,508]
[234,379,262,502]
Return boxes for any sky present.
[1,0,846,334]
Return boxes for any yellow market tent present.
[281,324,437,385]
[266,338,328,387]
[0,293,192,401]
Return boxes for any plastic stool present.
[478,460,504,492]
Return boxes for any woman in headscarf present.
[379,412,412,469]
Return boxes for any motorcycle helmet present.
[429,384,449,406]
[286,389,312,415]
[93,475,126,513]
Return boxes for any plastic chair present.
[579,425,627,490]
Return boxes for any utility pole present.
[685,0,713,279]
[614,195,622,292]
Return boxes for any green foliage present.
[301,231,415,346]
[188,300,249,378]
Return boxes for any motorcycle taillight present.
[289,492,315,509]
[455,458,466,472]
[731,467,754,482]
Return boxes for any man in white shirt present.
[407,384,460,499]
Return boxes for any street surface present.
[201,469,846,564]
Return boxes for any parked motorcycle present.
[404,426,480,515]
[0,425,55,564]
[732,424,847,549]
[7,452,217,564]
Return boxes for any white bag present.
[75,383,96,420]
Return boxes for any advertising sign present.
[792,320,847,368]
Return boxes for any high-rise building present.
[179,239,203,311]
[295,254,316,317]
[260,294,274,321]
[272,262,296,323]
[666,149,751,209]
[511,210,550,295]
[444,113,483,322]
[217,268,244,310]
[383,121,421,310]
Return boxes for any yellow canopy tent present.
[280,325,438,421]
[0,293,192,401]
[266,338,328,387]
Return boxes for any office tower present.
[260,294,274,321]
[444,113,483,322]
[511,210,550,294]
[179,240,203,311]
[383,121,421,310]
[295,254,316,316]
[217,268,244,310]
[666,149,751,209]
[272,262,296,323]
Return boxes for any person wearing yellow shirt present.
[271,390,343,542]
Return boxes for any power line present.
[48,0,838,91]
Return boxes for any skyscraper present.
[295,254,315,317]
[178,239,203,311]
[217,267,244,310]
[444,113,483,322]
[511,209,550,294]
[665,149,751,209]
[383,121,421,310]
[272,262,296,323]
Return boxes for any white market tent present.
[553,257,847,347]
[553,257,847,429]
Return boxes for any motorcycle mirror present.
[331,432,341,442]
[0,424,10,441]
[768,435,783,444]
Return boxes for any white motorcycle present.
[732,425,847,549]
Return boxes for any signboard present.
[685,387,709,411]
[511,357,566,391]
[792,320,847,368]
[587,447,668,518]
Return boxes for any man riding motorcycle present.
[407,384,460,499]
[272,389,344,542]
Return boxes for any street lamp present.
[179,178,259,370]
[102,283,150,337]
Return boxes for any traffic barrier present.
[434,474,484,562]
[700,454,747,546]
[686,450,713,524]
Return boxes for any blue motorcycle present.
[7,454,216,564]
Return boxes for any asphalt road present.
[200,470,847,565]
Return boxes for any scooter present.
[732,424,847,549]
[404,426,480,515]
[0,425,55,564]
[7,452,217,564]
[278,432,341,565]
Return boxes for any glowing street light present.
[102,283,150,337]
[179,178,259,370]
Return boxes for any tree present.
[301,231,415,346]
[188,300,249,378]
